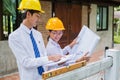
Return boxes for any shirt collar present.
[20,23,34,34]
[49,38,60,47]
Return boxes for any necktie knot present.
[30,31,33,37]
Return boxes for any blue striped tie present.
[30,31,44,75]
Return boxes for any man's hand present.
[48,54,62,62]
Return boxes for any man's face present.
[27,12,41,28]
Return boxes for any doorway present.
[53,2,82,48]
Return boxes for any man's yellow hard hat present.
[46,17,65,30]
[18,0,44,13]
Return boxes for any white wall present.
[89,4,113,52]
[0,41,17,76]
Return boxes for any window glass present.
[97,6,108,31]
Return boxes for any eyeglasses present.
[51,31,63,36]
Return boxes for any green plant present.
[114,36,120,44]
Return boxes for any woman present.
[45,17,90,70]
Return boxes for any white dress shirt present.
[46,38,71,56]
[8,23,50,80]
[46,38,73,70]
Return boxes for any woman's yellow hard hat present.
[18,0,44,13]
[46,17,65,30]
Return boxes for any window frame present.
[96,5,108,31]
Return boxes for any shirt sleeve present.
[8,33,49,69]
[62,45,71,55]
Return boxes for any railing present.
[42,49,120,80]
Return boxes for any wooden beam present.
[0,0,3,40]
[41,0,120,6]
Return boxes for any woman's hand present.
[76,52,90,62]
[69,38,78,48]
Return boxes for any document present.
[45,55,73,66]
[70,25,100,57]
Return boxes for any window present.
[3,15,13,39]
[97,6,108,31]
[1,0,21,40]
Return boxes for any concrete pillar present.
[105,49,120,80]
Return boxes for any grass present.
[114,24,120,44]
[114,36,120,44]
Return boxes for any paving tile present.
[0,73,19,80]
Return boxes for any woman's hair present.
[47,30,52,41]
[21,10,40,20]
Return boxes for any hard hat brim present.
[18,8,45,14]
[40,10,45,13]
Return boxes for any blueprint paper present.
[70,25,100,57]
[45,55,73,66]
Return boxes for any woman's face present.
[49,30,63,42]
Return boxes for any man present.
[8,0,62,80]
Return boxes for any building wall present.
[81,4,113,53]
[81,5,88,26]
[0,0,3,40]
[89,4,113,52]
[0,41,17,76]
[38,1,52,46]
